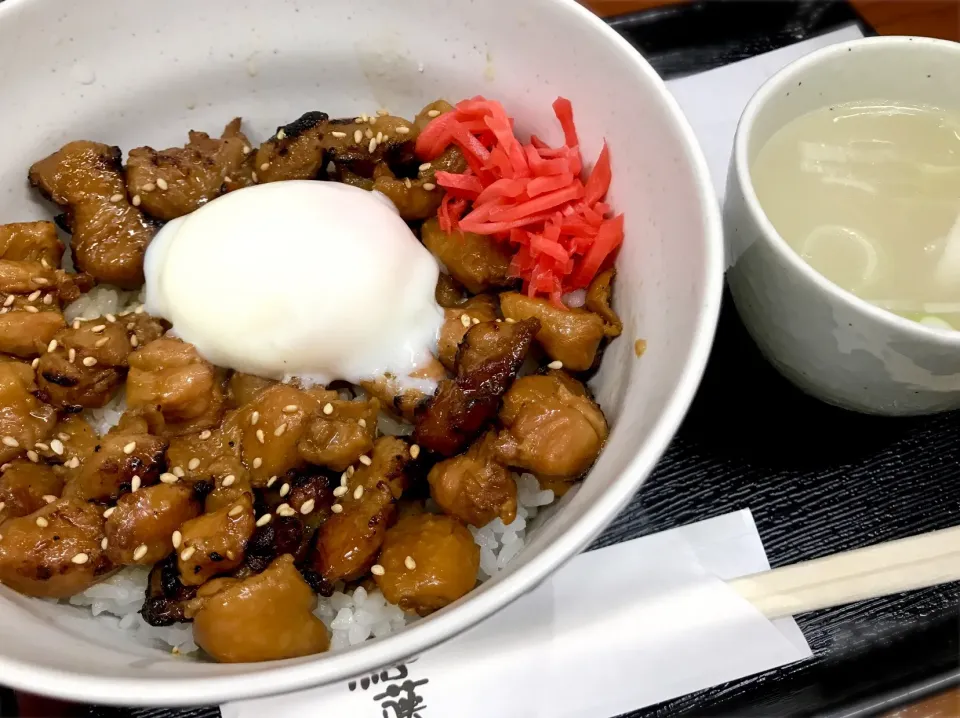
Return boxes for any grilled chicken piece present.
[254,112,330,183]
[437,295,499,370]
[310,436,412,583]
[427,430,516,527]
[63,426,167,502]
[266,470,334,531]
[177,493,255,585]
[243,514,315,576]
[499,292,606,371]
[104,483,201,566]
[360,358,447,423]
[0,461,64,525]
[297,397,379,472]
[585,268,622,337]
[0,363,57,465]
[421,217,513,294]
[28,141,157,288]
[324,114,418,180]
[35,414,99,471]
[495,372,607,479]
[165,413,245,486]
[371,146,466,220]
[36,313,166,410]
[415,318,539,457]
[127,338,226,436]
[435,272,466,308]
[226,372,276,409]
[0,221,64,267]
[373,513,479,616]
[0,308,65,358]
[0,498,110,598]
[412,100,455,134]
[125,118,256,221]
[186,555,329,662]
[140,552,197,626]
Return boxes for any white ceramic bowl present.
[726,36,960,416]
[0,0,722,705]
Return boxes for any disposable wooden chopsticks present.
[727,525,960,620]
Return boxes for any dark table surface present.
[7,2,960,717]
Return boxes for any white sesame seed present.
[353,485,364,500]
[331,503,343,514]
[279,483,290,497]
[419,162,432,172]
[547,360,564,370]
[359,454,372,466]
[369,116,378,126]
[32,441,47,451]
[410,444,421,459]
[135,304,145,315]
[242,145,252,154]
[68,348,76,362]
[36,516,49,528]
[142,182,156,192]
[2,295,13,307]
[427,109,441,117]
[422,182,436,191]
[357,418,367,428]
[42,494,56,504]
[228,504,244,517]
[72,320,81,329]
[256,429,265,443]
[274,423,287,437]
[131,475,141,492]
[277,129,287,140]
[156,177,169,191]
[34,277,48,285]
[222,474,236,487]
[266,475,278,488]
[226,550,236,560]
[333,486,347,497]
[82,356,97,367]
[322,403,334,416]
[110,193,124,203]
[180,546,196,561]
[275,503,293,516]
[370,564,385,575]
[172,530,182,548]
[58,433,70,442]
[331,131,347,138]
[256,513,272,527]
[159,473,178,484]
[253,457,262,468]
[252,171,258,183]
[71,552,89,565]
[505,317,516,323]
[404,178,413,189]
[187,457,200,470]
[28,290,41,302]
[368,137,377,153]
[94,337,108,348]
[91,324,106,333]
[376,131,383,144]
[348,465,355,476]
[354,129,364,143]
[129,335,139,348]
[404,555,417,570]
[101,537,108,550]
[172,466,185,477]
[260,162,270,171]
[41,258,49,268]
[283,404,298,413]
[67,457,80,469]
[31,358,39,368]
[26,450,39,463]
[459,313,473,328]
[340,472,349,486]
[300,499,316,515]
[43,294,53,305]
[0,501,5,511]
[251,411,260,425]
[199,430,212,440]
[1,436,18,448]
[132,194,141,207]
[223,176,232,183]
[105,314,116,323]
[133,544,148,561]
[354,116,365,124]
[50,439,64,456]
[396,126,410,134]
[24,305,38,313]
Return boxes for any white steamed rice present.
[54,285,562,658]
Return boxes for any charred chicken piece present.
[495,371,607,479]
[324,114,418,180]
[373,513,479,616]
[297,397,379,472]
[499,292,607,372]
[421,217,513,294]
[177,493,255,586]
[185,555,330,662]
[140,552,198,626]
[0,498,111,598]
[104,483,201,566]
[254,112,330,183]
[243,514,313,575]
[0,362,57,465]
[125,118,256,221]
[0,460,64,524]
[414,318,540,457]
[437,295,499,371]
[28,141,158,288]
[435,272,467,308]
[427,430,516,527]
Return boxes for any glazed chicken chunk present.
[372,145,466,221]
[373,513,479,616]
[422,218,513,294]
[0,460,64,524]
[125,118,256,221]
[186,554,330,662]
[29,141,157,288]
[0,497,110,598]
[437,294,500,370]
[0,221,65,267]
[126,338,225,436]
[0,362,57,465]
[104,482,201,566]
[324,113,418,180]
[254,112,330,183]
[360,357,447,423]
[140,552,198,626]
[415,317,540,457]
[176,492,255,585]
[297,396,379,472]
[226,372,276,408]
[495,372,607,479]
[585,268,623,338]
[427,430,516,527]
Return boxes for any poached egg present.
[144,180,444,388]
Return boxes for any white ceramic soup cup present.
[0,0,722,706]
[726,36,960,416]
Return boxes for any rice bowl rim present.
[0,0,723,705]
